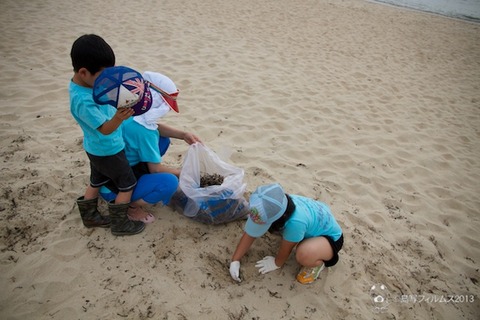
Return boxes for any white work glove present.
[255,256,280,274]
[229,261,241,282]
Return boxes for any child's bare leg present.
[115,190,133,204]
[84,185,100,200]
[295,237,334,267]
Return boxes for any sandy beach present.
[1,0,479,319]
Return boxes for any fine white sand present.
[0,0,479,319]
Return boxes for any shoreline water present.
[368,0,480,23]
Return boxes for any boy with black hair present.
[69,34,144,236]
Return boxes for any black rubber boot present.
[109,202,145,236]
[76,196,111,228]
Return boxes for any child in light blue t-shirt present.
[123,71,202,177]
[99,69,202,223]
[69,34,144,236]
[229,183,344,284]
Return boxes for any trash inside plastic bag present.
[170,143,249,224]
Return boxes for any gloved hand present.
[255,256,280,274]
[229,261,241,282]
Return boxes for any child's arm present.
[147,162,181,177]
[274,239,297,267]
[232,232,256,262]
[98,108,134,135]
[229,232,256,282]
[157,123,202,144]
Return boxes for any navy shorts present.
[86,150,136,192]
[324,234,344,267]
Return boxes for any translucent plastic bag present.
[170,143,249,224]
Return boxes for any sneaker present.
[296,264,325,284]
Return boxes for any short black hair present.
[70,34,115,74]
[268,194,295,233]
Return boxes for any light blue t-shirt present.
[69,80,125,156]
[122,119,162,166]
[282,195,342,242]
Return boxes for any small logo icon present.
[370,283,390,313]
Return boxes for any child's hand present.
[183,132,202,145]
[114,107,135,120]
[255,256,279,274]
[229,261,241,282]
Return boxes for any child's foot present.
[296,264,325,284]
[127,206,155,224]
